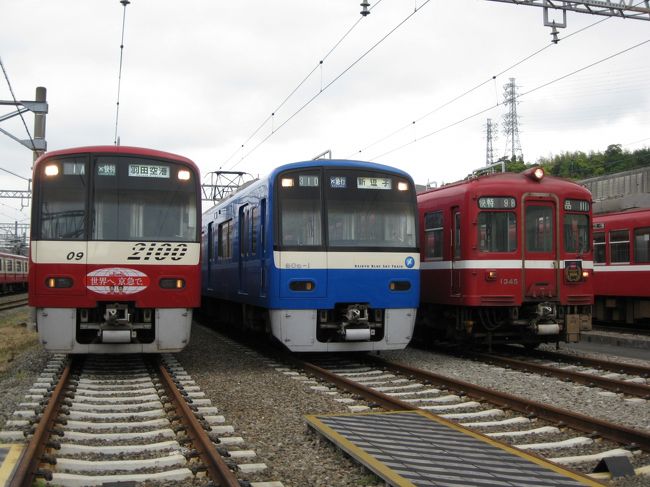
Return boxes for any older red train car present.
[0,252,28,292]
[592,208,650,323]
[417,167,593,347]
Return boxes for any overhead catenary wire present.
[219,0,386,170]
[227,0,432,170]
[113,0,130,146]
[0,56,37,155]
[369,38,650,162]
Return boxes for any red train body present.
[29,146,201,353]
[0,252,28,292]
[417,167,593,347]
[592,208,650,323]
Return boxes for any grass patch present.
[0,308,38,372]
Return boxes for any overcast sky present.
[1,0,649,224]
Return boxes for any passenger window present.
[593,232,605,264]
[478,211,516,252]
[424,211,443,260]
[609,230,630,263]
[634,227,650,263]
[525,205,553,253]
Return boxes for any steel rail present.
[156,358,241,487]
[472,352,650,398]
[363,355,650,451]
[0,298,28,312]
[511,347,650,377]
[8,358,71,487]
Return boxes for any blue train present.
[201,159,420,352]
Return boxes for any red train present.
[0,251,28,292]
[416,167,593,347]
[29,146,201,353]
[592,208,650,323]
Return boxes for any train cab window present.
[424,211,443,259]
[478,212,516,252]
[325,170,416,249]
[525,205,553,252]
[609,230,630,263]
[92,157,197,242]
[564,214,589,253]
[37,157,87,240]
[634,227,650,263]
[277,171,322,247]
[593,232,605,264]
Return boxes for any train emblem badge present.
[86,267,150,295]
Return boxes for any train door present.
[451,208,461,296]
[259,199,267,298]
[206,221,214,291]
[238,205,249,295]
[523,198,558,299]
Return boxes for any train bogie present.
[29,146,201,353]
[201,159,420,352]
[417,167,593,347]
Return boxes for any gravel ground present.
[2,322,649,487]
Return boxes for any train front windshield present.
[277,168,417,250]
[35,155,198,242]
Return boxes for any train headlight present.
[485,270,498,281]
[397,181,409,191]
[289,280,314,291]
[281,177,294,187]
[46,277,73,288]
[389,281,411,291]
[160,278,185,289]
[177,169,191,181]
[44,164,59,177]
[582,270,589,279]
[524,166,545,182]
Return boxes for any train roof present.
[418,170,591,200]
[33,145,199,172]
[269,159,414,180]
[593,207,650,223]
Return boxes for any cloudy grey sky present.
[1,0,649,224]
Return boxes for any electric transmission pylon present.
[502,78,523,161]
[485,118,497,166]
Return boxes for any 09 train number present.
[66,251,84,261]
[127,243,189,261]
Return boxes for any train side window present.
[0,259,3,272]
[218,220,233,260]
[424,211,443,260]
[251,206,258,255]
[634,227,650,263]
[477,211,516,252]
[16,261,21,273]
[593,232,605,264]
[6,260,13,272]
[609,230,630,263]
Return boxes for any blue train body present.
[201,159,420,352]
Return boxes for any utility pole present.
[0,86,47,160]
[502,78,523,162]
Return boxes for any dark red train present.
[416,167,593,347]
[592,208,650,323]
[0,251,28,292]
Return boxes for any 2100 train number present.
[127,243,189,261]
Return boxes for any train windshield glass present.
[37,157,87,240]
[564,213,590,253]
[325,169,416,249]
[92,156,197,242]
[277,170,323,247]
[478,211,516,252]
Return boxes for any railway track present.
[1,353,281,487]
[463,348,650,399]
[0,297,28,313]
[278,352,650,483]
